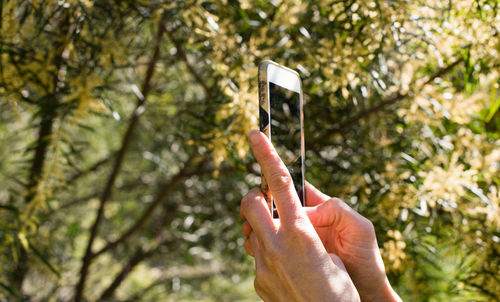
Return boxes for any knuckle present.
[241,191,256,212]
[241,194,249,208]
[265,244,281,264]
[241,221,251,236]
[328,197,350,215]
[362,216,375,232]
[240,201,249,218]
[268,170,292,193]
[329,197,344,208]
[284,215,309,234]
[260,240,281,264]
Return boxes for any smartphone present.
[258,60,306,218]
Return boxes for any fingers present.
[245,237,254,256]
[249,232,264,269]
[304,181,330,207]
[251,232,271,301]
[248,130,304,224]
[242,221,252,237]
[329,253,347,271]
[243,221,253,256]
[240,187,277,242]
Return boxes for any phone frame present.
[258,60,306,217]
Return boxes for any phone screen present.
[269,82,304,207]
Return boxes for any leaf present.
[485,82,499,123]
[17,232,29,250]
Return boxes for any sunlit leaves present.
[0,0,499,300]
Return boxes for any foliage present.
[0,0,499,301]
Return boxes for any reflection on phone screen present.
[269,82,303,216]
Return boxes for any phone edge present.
[258,61,272,215]
[258,60,306,216]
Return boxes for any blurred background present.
[0,0,499,301]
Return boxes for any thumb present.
[305,197,376,239]
[304,197,363,228]
[304,181,330,206]
[304,197,344,227]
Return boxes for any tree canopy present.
[0,0,499,301]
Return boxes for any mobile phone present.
[258,60,306,218]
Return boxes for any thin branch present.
[66,152,115,185]
[91,155,198,259]
[125,264,230,302]
[73,21,166,302]
[98,246,159,301]
[13,11,71,294]
[308,57,464,149]
[164,25,212,98]
[92,155,253,260]
[95,160,247,300]
[44,179,141,219]
[343,57,463,132]
[97,203,184,301]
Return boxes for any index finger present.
[248,130,305,225]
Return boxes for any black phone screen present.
[269,82,304,207]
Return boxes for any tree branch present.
[308,57,464,149]
[98,246,159,301]
[125,264,229,302]
[164,25,213,98]
[66,152,115,185]
[12,11,71,294]
[44,179,141,219]
[73,21,166,302]
[91,155,199,259]
[97,203,186,301]
[94,159,247,300]
[92,153,253,261]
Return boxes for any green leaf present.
[485,82,499,123]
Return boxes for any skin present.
[241,130,401,302]
[240,130,359,302]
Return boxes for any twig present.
[98,246,159,301]
[164,25,213,98]
[66,152,115,185]
[91,155,198,259]
[13,11,71,294]
[308,57,464,149]
[93,160,246,299]
[73,20,166,302]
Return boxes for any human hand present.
[302,183,401,302]
[240,130,359,302]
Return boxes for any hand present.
[240,130,359,302]
[301,182,402,302]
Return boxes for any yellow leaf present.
[18,232,29,250]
